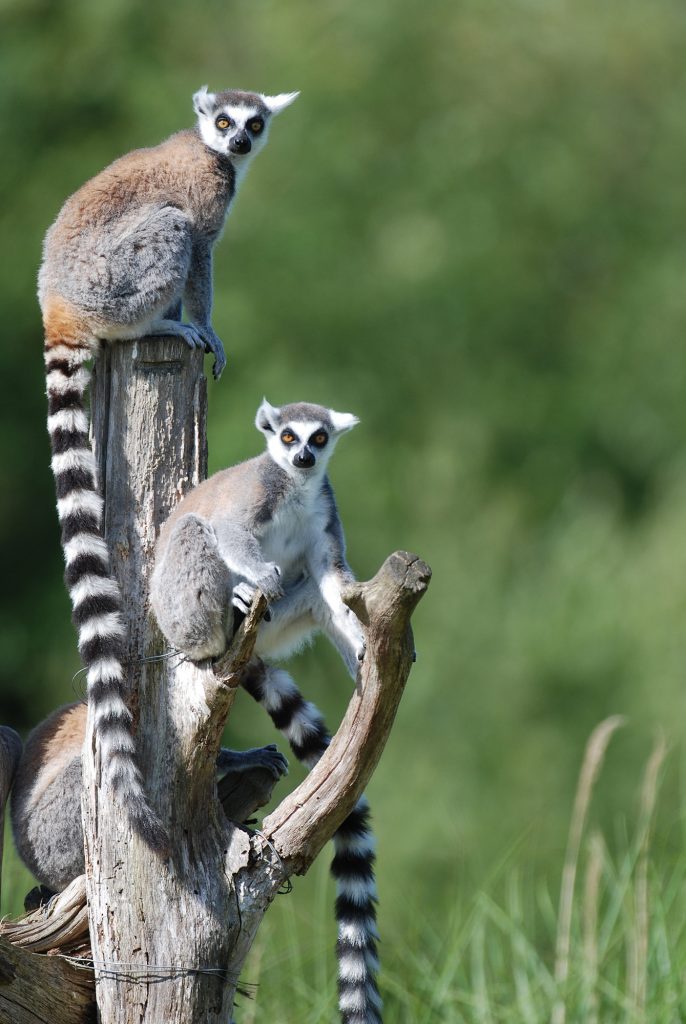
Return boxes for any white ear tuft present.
[255,398,280,435]
[329,410,359,434]
[260,91,300,115]
[193,86,216,116]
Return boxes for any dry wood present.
[0,937,94,1024]
[1,335,428,1024]
[260,551,430,875]
[0,877,89,954]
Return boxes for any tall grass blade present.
[629,733,667,1021]
[551,715,625,1024]
[582,829,604,1024]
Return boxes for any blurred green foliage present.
[1,0,686,950]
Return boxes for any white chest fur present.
[258,484,326,584]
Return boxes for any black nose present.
[294,448,315,469]
[229,133,252,154]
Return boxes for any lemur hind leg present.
[150,513,232,660]
[241,659,382,1024]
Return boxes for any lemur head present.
[256,399,359,479]
[193,87,298,163]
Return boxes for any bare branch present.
[0,877,89,955]
[213,593,269,688]
[260,550,431,877]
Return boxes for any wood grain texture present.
[0,936,94,1024]
[260,551,431,875]
[51,336,428,1024]
[84,337,249,1024]
[0,877,88,954]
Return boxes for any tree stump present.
[0,337,430,1024]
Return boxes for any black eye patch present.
[309,431,328,448]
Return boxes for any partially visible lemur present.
[10,702,288,895]
[39,86,298,848]
[150,399,382,1024]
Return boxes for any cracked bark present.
[0,338,429,1024]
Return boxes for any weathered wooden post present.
[0,336,430,1024]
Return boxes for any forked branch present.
[258,550,431,879]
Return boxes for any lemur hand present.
[232,564,284,616]
[254,563,285,603]
[340,608,367,677]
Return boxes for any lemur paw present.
[217,744,289,781]
[249,744,289,779]
[254,563,285,604]
[166,322,206,351]
[232,581,257,615]
[192,324,227,380]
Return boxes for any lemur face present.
[255,400,359,478]
[193,87,299,161]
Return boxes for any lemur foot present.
[217,743,289,781]
[194,325,226,380]
[146,319,226,379]
[147,318,206,350]
[24,884,56,913]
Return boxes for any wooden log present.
[69,335,429,1023]
[0,936,94,1024]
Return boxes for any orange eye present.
[215,116,232,130]
[281,431,296,444]
[250,119,264,134]
[313,433,327,446]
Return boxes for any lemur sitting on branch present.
[39,86,298,850]
[150,399,382,1024]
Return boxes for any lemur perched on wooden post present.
[12,399,383,1024]
[37,87,298,849]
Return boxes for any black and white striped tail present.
[45,341,167,852]
[242,660,382,1024]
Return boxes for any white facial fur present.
[256,399,358,479]
[193,88,299,175]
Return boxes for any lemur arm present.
[213,520,284,603]
[305,494,366,675]
[182,238,226,378]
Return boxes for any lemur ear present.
[329,410,359,434]
[193,86,216,117]
[255,398,280,435]
[260,92,300,115]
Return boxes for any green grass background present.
[2,0,686,1017]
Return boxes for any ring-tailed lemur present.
[10,702,289,893]
[150,399,382,1024]
[39,87,298,849]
